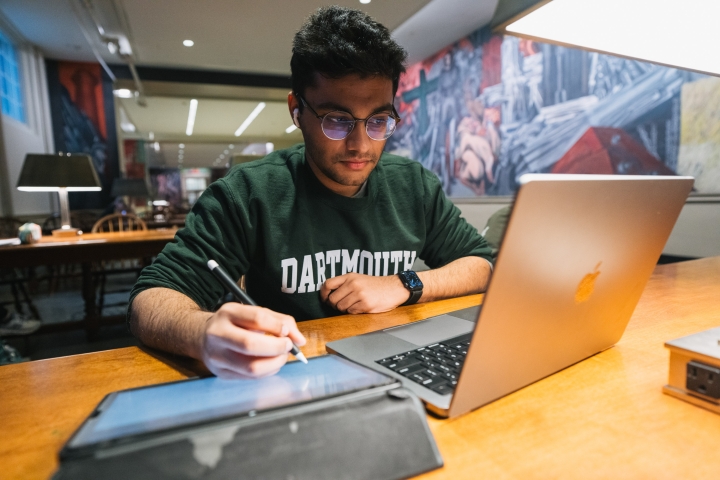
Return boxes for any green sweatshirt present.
[130,144,492,321]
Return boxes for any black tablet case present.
[54,386,443,480]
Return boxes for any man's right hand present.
[201,303,306,379]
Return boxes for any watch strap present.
[401,288,422,306]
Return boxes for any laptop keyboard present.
[375,333,472,396]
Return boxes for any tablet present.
[65,355,395,452]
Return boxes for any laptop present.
[326,174,694,418]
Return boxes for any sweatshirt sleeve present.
[419,168,493,269]
[128,175,254,314]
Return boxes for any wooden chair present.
[91,213,148,316]
[0,217,40,321]
[91,213,148,233]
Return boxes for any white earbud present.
[292,108,300,127]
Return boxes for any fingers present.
[217,303,306,346]
[320,274,347,302]
[202,304,307,379]
[211,327,293,357]
[209,350,288,379]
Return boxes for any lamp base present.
[52,227,81,237]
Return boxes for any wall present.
[454,198,720,259]
[0,45,54,219]
[388,27,720,258]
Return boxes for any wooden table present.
[0,230,177,336]
[1,257,719,479]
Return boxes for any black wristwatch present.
[398,270,423,306]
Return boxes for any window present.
[0,29,24,123]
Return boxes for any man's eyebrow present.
[314,101,395,116]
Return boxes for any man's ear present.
[288,92,301,129]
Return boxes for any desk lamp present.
[110,178,149,198]
[16,153,101,237]
[111,178,150,214]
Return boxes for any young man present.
[129,6,493,379]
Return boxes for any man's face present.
[289,73,395,197]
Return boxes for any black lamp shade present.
[111,178,150,197]
[16,153,101,191]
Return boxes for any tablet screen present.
[69,355,393,448]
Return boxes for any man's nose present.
[344,121,372,153]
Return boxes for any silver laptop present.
[326,174,694,418]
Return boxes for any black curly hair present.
[291,6,407,101]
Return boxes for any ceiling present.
[119,95,303,142]
[0,0,499,167]
[0,0,498,74]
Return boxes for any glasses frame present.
[296,94,401,141]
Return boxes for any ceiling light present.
[113,88,133,98]
[360,0,371,4]
[219,154,225,159]
[183,39,194,47]
[234,102,266,136]
[229,144,234,149]
[153,142,160,152]
[285,124,298,134]
[179,143,185,149]
[186,99,198,136]
[149,132,155,140]
[178,154,184,159]
[223,149,229,154]
[504,0,720,76]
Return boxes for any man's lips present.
[341,159,372,171]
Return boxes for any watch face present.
[400,271,423,291]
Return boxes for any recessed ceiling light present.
[219,154,225,159]
[235,102,266,136]
[186,99,198,136]
[229,144,234,149]
[179,143,185,149]
[223,150,229,154]
[359,0,371,4]
[183,39,194,47]
[113,88,133,98]
[285,124,298,134]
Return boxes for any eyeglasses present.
[297,95,401,141]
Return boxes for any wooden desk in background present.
[1,257,719,479]
[0,229,177,336]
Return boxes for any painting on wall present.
[149,168,182,208]
[46,60,118,208]
[387,28,717,197]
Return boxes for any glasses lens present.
[322,112,355,140]
[366,113,396,140]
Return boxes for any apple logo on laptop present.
[575,262,602,304]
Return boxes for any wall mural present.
[46,60,118,208]
[387,28,720,197]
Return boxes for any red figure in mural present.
[552,127,676,175]
[71,68,100,134]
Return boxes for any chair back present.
[92,213,147,233]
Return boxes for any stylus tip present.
[295,351,308,364]
[207,259,218,270]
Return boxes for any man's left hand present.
[320,273,410,314]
